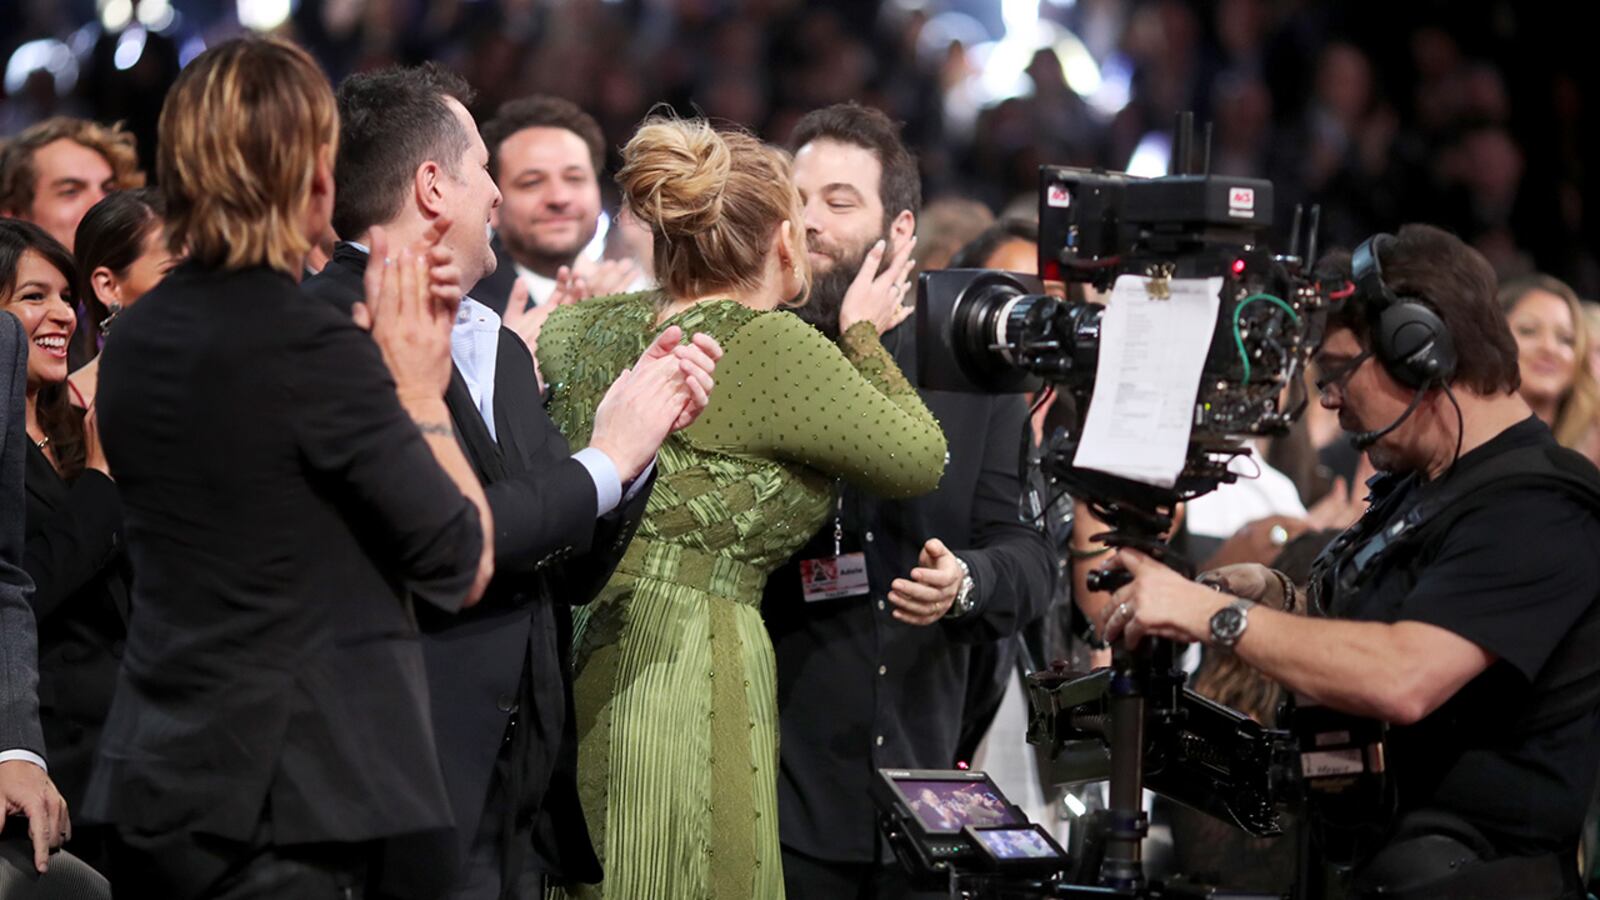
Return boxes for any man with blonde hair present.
[0,117,144,251]
[83,37,493,900]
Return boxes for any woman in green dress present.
[538,117,946,900]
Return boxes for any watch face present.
[1210,605,1246,645]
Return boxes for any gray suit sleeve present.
[0,311,45,758]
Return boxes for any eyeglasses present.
[1314,349,1373,397]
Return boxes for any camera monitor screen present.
[892,777,1021,833]
[972,826,1064,861]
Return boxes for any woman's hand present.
[837,236,917,336]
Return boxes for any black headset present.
[1349,233,1458,388]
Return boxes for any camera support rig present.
[911,112,1337,898]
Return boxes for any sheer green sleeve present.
[684,313,946,498]
[536,292,654,448]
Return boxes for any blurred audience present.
[912,196,994,273]
[5,1,1595,297]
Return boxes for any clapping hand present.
[502,267,591,360]
[639,327,722,432]
[588,326,722,480]
[355,227,454,402]
[573,257,641,298]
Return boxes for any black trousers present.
[107,827,373,900]
[780,846,947,900]
[449,653,546,900]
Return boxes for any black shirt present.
[1330,415,1600,856]
[763,320,1057,863]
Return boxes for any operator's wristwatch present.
[945,556,976,619]
[1208,598,1257,649]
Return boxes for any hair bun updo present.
[618,118,733,238]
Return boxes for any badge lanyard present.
[800,479,871,602]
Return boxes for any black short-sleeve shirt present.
[1330,416,1600,856]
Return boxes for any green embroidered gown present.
[538,294,947,900]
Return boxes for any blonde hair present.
[617,117,809,305]
[0,116,145,216]
[157,37,338,275]
[1499,274,1600,451]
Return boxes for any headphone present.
[1350,233,1458,388]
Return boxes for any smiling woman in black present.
[0,219,127,876]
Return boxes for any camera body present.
[917,164,1333,508]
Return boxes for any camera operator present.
[1092,224,1600,899]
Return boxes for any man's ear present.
[889,209,916,251]
[414,161,447,219]
[307,144,336,221]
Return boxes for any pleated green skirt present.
[551,544,785,900]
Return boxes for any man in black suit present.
[471,96,641,320]
[763,103,1056,899]
[82,39,495,900]
[0,309,71,876]
[302,65,719,900]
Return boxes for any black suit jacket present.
[763,317,1056,862]
[21,447,128,812]
[467,233,520,317]
[83,263,482,889]
[304,243,644,883]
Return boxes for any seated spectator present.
[946,216,1035,273]
[0,218,126,876]
[1584,301,1600,384]
[0,118,147,373]
[1500,274,1600,465]
[68,189,177,409]
[0,118,144,253]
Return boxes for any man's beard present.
[792,233,881,340]
[500,221,593,273]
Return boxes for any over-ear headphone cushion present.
[1375,300,1458,387]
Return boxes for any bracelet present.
[1067,545,1114,561]
[1268,568,1297,613]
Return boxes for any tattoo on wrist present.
[414,420,454,439]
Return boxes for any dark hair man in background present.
[762,102,1055,899]
[472,95,640,324]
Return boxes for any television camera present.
[879,115,1379,899]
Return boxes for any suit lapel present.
[444,366,508,484]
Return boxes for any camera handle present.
[1100,639,1151,891]
[1078,505,1195,893]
